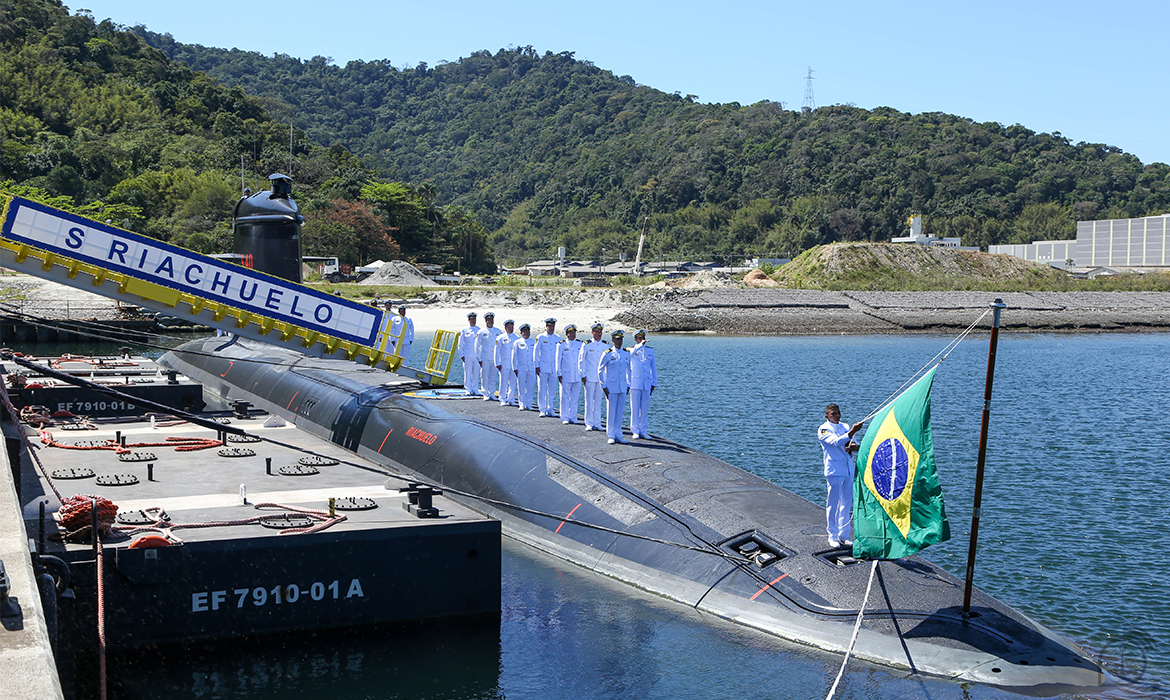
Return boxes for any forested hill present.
[135,34,1170,262]
[4,0,1170,272]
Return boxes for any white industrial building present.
[988,240,1078,267]
[990,214,1170,271]
[892,214,980,250]
[1074,215,1169,268]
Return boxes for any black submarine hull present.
[161,336,1111,695]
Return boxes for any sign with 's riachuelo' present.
[1,196,383,347]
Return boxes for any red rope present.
[95,503,108,700]
[112,502,347,538]
[59,495,118,543]
[39,431,223,453]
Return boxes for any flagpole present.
[962,297,1007,617]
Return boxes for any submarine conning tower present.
[233,173,304,283]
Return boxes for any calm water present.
[37,330,1170,699]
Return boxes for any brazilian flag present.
[853,366,950,559]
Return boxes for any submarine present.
[160,335,1112,696]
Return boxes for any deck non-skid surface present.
[25,419,489,549]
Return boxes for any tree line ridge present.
[3,0,1168,273]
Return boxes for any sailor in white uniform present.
[556,324,583,424]
[391,304,414,365]
[627,329,657,439]
[494,319,519,406]
[458,312,482,396]
[578,322,608,431]
[597,329,631,444]
[818,403,863,548]
[511,323,537,411]
[476,312,503,401]
[534,318,560,417]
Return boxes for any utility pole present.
[633,216,649,276]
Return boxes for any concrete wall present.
[1076,215,1170,267]
[0,426,63,699]
[989,240,1077,267]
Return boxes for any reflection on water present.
[107,617,502,700]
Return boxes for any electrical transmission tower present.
[802,67,815,114]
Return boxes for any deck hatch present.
[813,547,865,567]
[718,530,790,568]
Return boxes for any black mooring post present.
[963,298,1007,617]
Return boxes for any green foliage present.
[0,0,397,256]
[358,181,493,272]
[137,37,1170,264]
[302,198,399,265]
[1010,202,1075,244]
[6,0,1170,279]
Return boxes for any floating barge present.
[1,353,500,694]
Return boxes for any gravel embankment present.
[6,274,1170,335]
[613,289,1170,334]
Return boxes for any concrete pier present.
[0,426,63,699]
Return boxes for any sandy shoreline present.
[400,307,627,334]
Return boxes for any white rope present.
[859,307,991,423]
[825,558,879,700]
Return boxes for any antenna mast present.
[802,67,815,113]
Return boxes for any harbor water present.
[25,329,1170,699]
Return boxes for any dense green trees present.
[0,0,490,272]
[4,0,1170,272]
[144,35,1170,264]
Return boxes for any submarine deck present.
[268,349,1056,660]
[422,390,1047,647]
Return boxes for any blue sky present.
[74,0,1170,166]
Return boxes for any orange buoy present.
[128,535,173,549]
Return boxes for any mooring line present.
[860,306,991,423]
[824,558,879,700]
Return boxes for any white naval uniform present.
[494,331,519,406]
[458,324,482,395]
[556,337,584,424]
[627,341,657,438]
[395,316,415,365]
[511,337,536,410]
[578,339,608,430]
[819,419,856,544]
[476,326,503,401]
[388,314,406,363]
[597,345,631,443]
[534,331,560,416]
